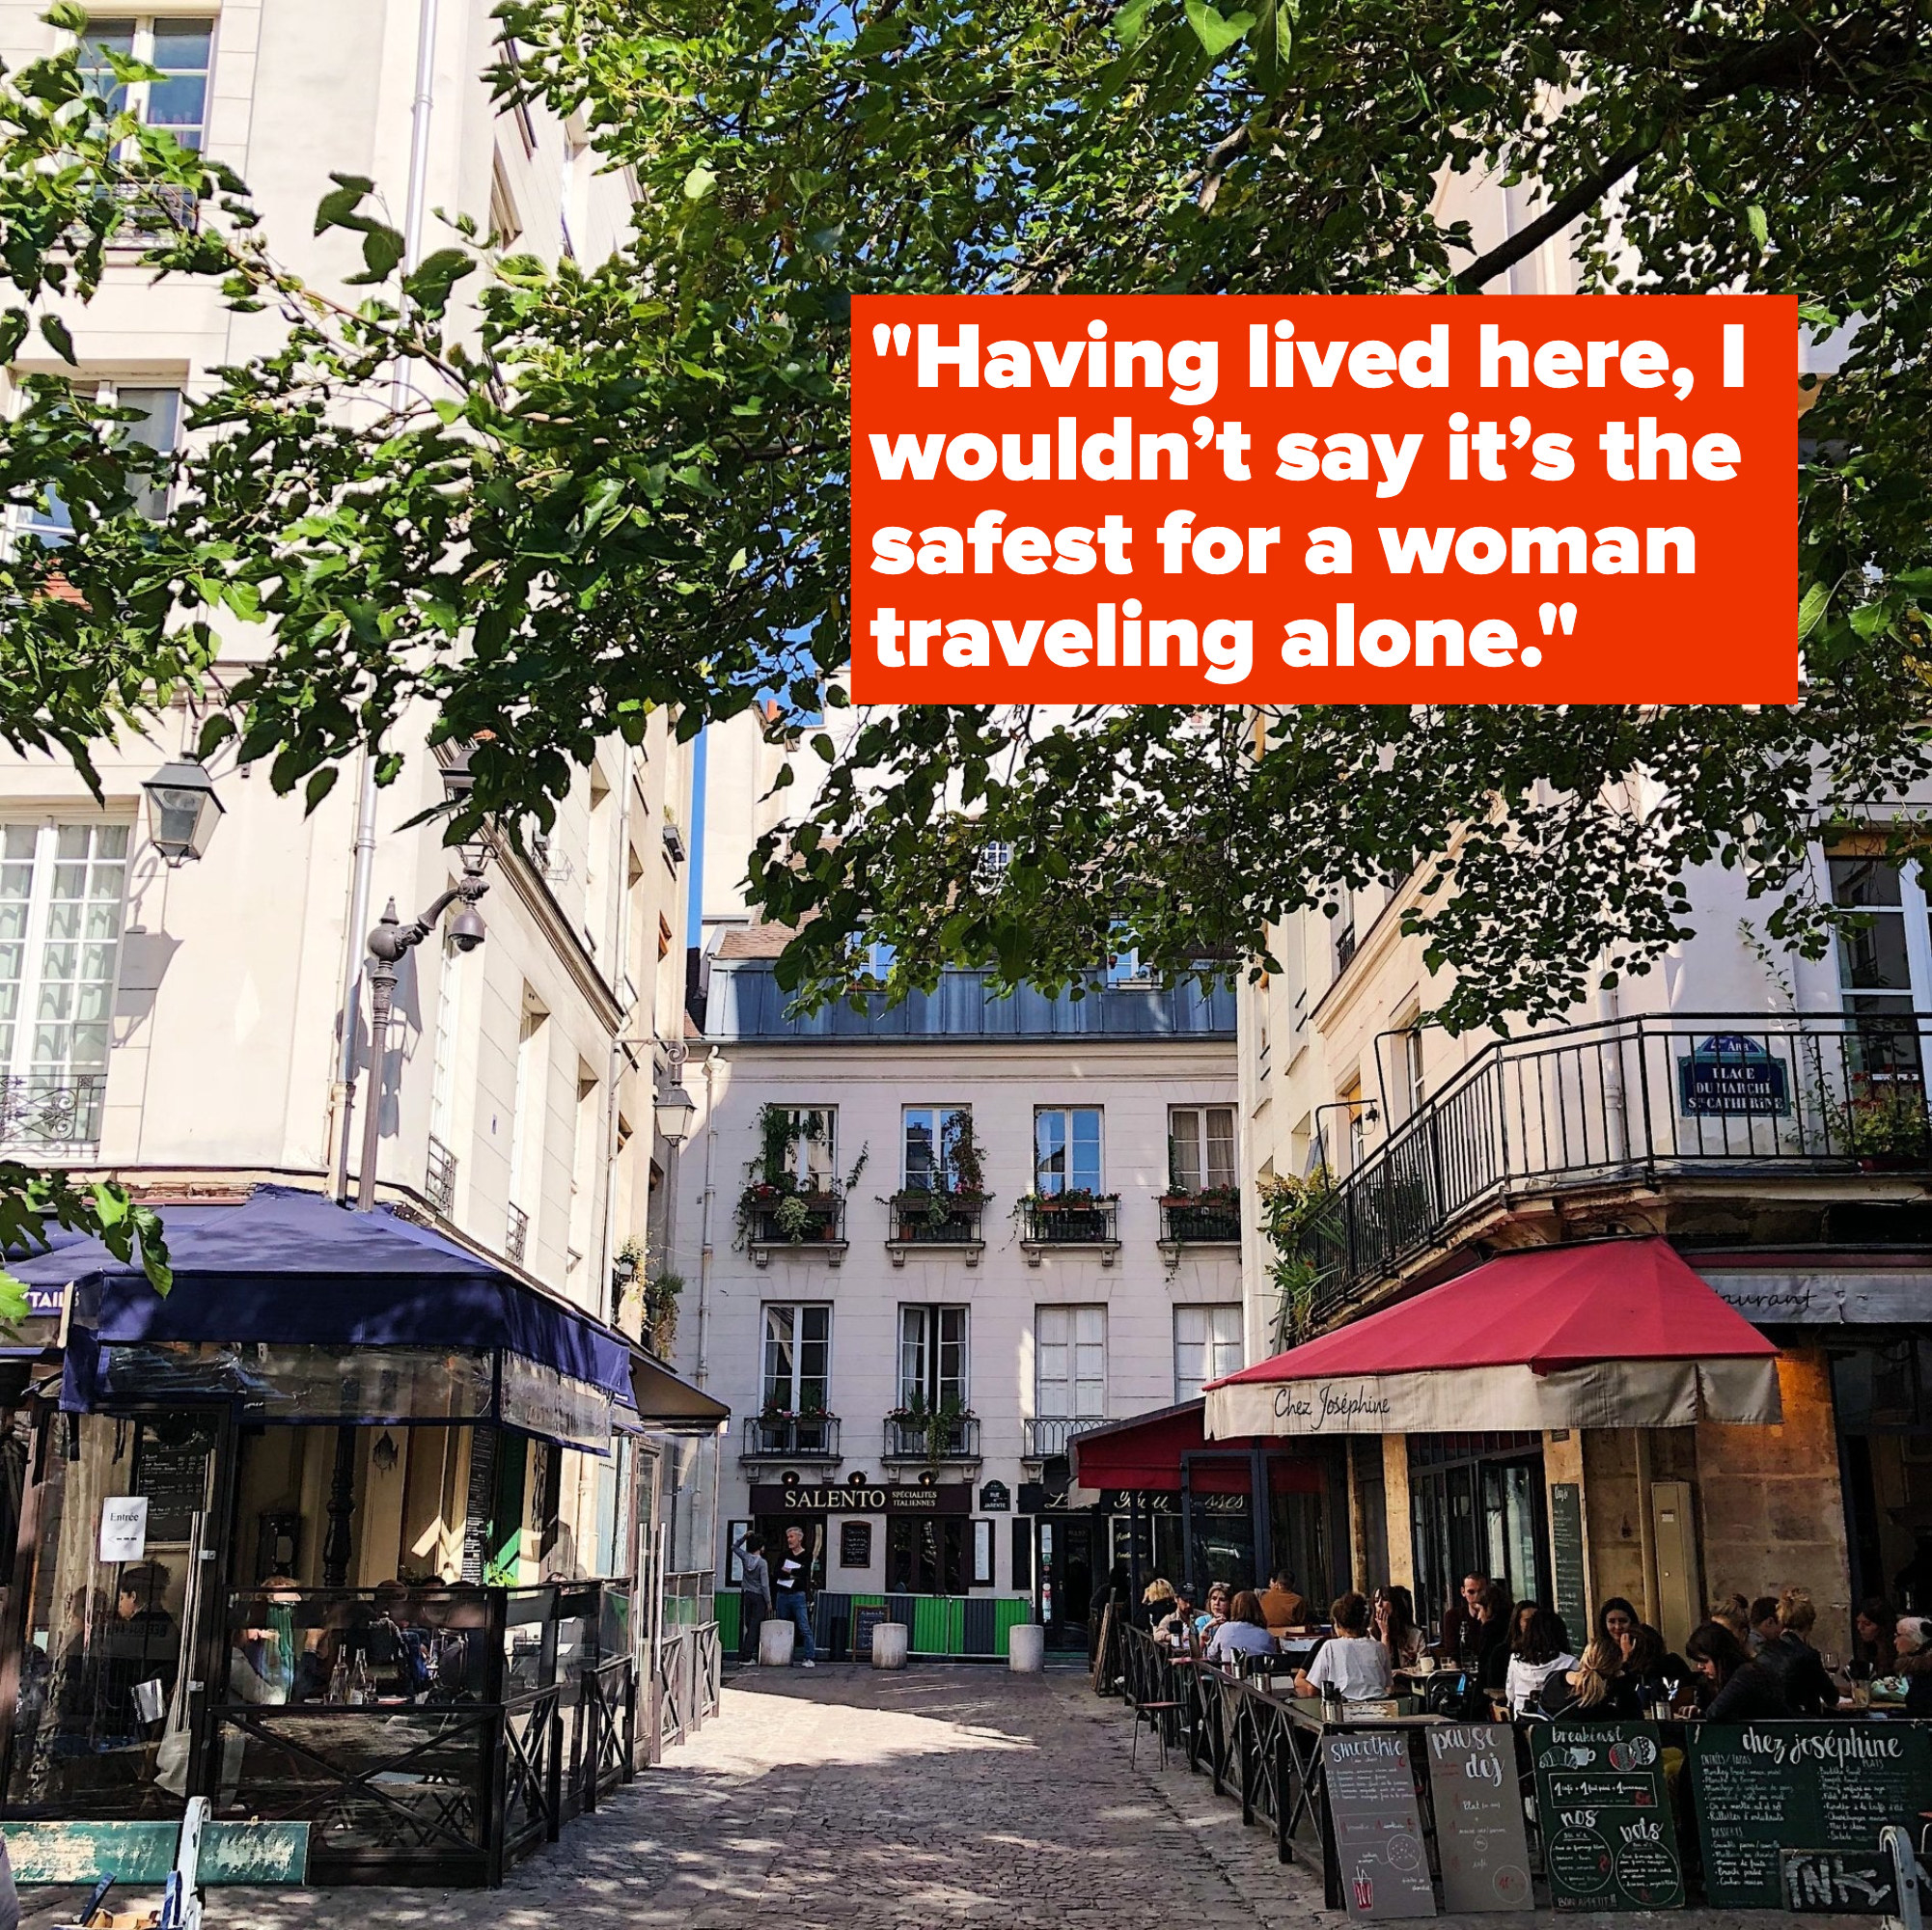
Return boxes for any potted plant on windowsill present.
[1835,1077,1931,1170]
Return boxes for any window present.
[1334,905,1359,976]
[887,1516,966,1594]
[761,1304,830,1412]
[1035,1305,1106,1419]
[975,841,1011,881]
[0,822,127,1141]
[1174,1305,1242,1404]
[902,1105,968,1190]
[971,1518,995,1587]
[1401,1025,1426,1118]
[898,1306,969,1409]
[507,993,548,1214]
[777,1107,837,1188]
[78,17,214,150]
[1830,854,1926,1075]
[1105,923,1143,985]
[1168,1105,1235,1192]
[17,385,180,544]
[1035,1106,1102,1196]
[488,152,523,247]
[428,925,467,1176]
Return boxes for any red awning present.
[1070,1400,1327,1493]
[1204,1237,1780,1437]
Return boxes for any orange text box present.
[849,294,1797,703]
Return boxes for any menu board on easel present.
[1424,1724,1533,1912]
[1548,1483,1587,1647]
[1325,1730,1437,1919]
[1690,1722,1932,1910]
[1532,1723,1683,1911]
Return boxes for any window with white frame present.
[898,1305,968,1408]
[776,1107,837,1189]
[762,1303,830,1412]
[428,927,466,1150]
[1174,1305,1242,1404]
[1400,1023,1426,1118]
[1105,922,1143,985]
[1035,1305,1106,1419]
[16,385,180,545]
[1168,1105,1235,1192]
[78,17,215,150]
[902,1105,968,1190]
[507,994,548,1214]
[1035,1106,1102,1195]
[1829,852,1929,1076]
[0,822,129,1143]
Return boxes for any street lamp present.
[142,758,224,865]
[355,852,490,1211]
[653,1081,696,1150]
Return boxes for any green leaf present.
[0,1273,27,1331]
[402,246,477,315]
[1797,580,1832,639]
[682,164,717,201]
[1183,0,1254,57]
[37,314,76,365]
[1745,204,1768,249]
[44,1,89,30]
[1114,0,1156,47]
[314,173,376,234]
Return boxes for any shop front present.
[1205,1238,1786,1649]
[1067,1400,1348,1619]
[0,1185,725,1885]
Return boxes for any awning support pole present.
[323,1426,357,1587]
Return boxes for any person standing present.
[733,1531,773,1663]
[773,1525,817,1668]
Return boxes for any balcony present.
[93,181,200,248]
[506,1202,529,1266]
[0,1072,105,1156]
[885,1188,987,1267]
[881,1413,982,1465]
[739,1414,842,1463]
[1303,1009,1932,1336]
[426,1135,457,1216]
[1018,1194,1120,1267]
[1023,1416,1108,1462]
[744,1188,848,1268]
[1158,1194,1242,1253]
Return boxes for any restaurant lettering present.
[1274,1382,1394,1430]
[750,1482,971,1516]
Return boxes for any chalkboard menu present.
[841,1520,872,1568]
[1324,1730,1437,1919]
[1531,1722,1683,1912]
[1424,1724,1532,1913]
[852,1603,891,1662]
[1548,1483,1587,1647]
[135,1444,209,1543]
[1689,1721,1932,1910]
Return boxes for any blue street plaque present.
[1677,1034,1790,1117]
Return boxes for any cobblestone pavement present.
[24,1666,1866,1930]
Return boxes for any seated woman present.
[1855,1596,1898,1675]
[1765,1590,1836,1717]
[1891,1614,1932,1717]
[1537,1638,1640,1722]
[1622,1622,1693,1708]
[1295,1594,1394,1703]
[1199,1582,1233,1634]
[1685,1620,1790,1721]
[1504,1607,1575,1718]
[1204,1591,1280,1666]
[1372,1585,1425,1670]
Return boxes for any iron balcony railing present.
[1160,1199,1242,1245]
[0,1072,105,1152]
[506,1202,530,1265]
[427,1135,457,1215]
[1024,1415,1108,1459]
[741,1414,842,1459]
[744,1191,846,1248]
[882,1414,981,1460]
[887,1190,987,1246]
[1019,1197,1119,1246]
[1310,1009,1932,1328]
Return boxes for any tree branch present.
[1453,133,1658,291]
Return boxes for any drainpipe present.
[329,0,442,1202]
[1634,1427,1661,1626]
[599,764,635,1319]
[696,1048,718,1388]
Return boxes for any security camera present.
[449,905,486,953]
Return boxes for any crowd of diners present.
[1128,1567,1932,1723]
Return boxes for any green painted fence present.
[714,1591,1035,1658]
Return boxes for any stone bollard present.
[1007,1623,1046,1673]
[759,1618,795,1668]
[871,1621,909,1669]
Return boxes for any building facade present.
[674,926,1243,1653]
[0,3,720,1876]
[1238,824,1932,1660]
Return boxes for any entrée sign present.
[750,1483,971,1516]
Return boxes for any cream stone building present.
[0,0,698,1595]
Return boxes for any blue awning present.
[12,1185,638,1434]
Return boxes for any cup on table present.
[1414,1655,1435,1675]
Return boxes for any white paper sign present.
[98,1495,149,1562]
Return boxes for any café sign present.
[750,1482,970,1516]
